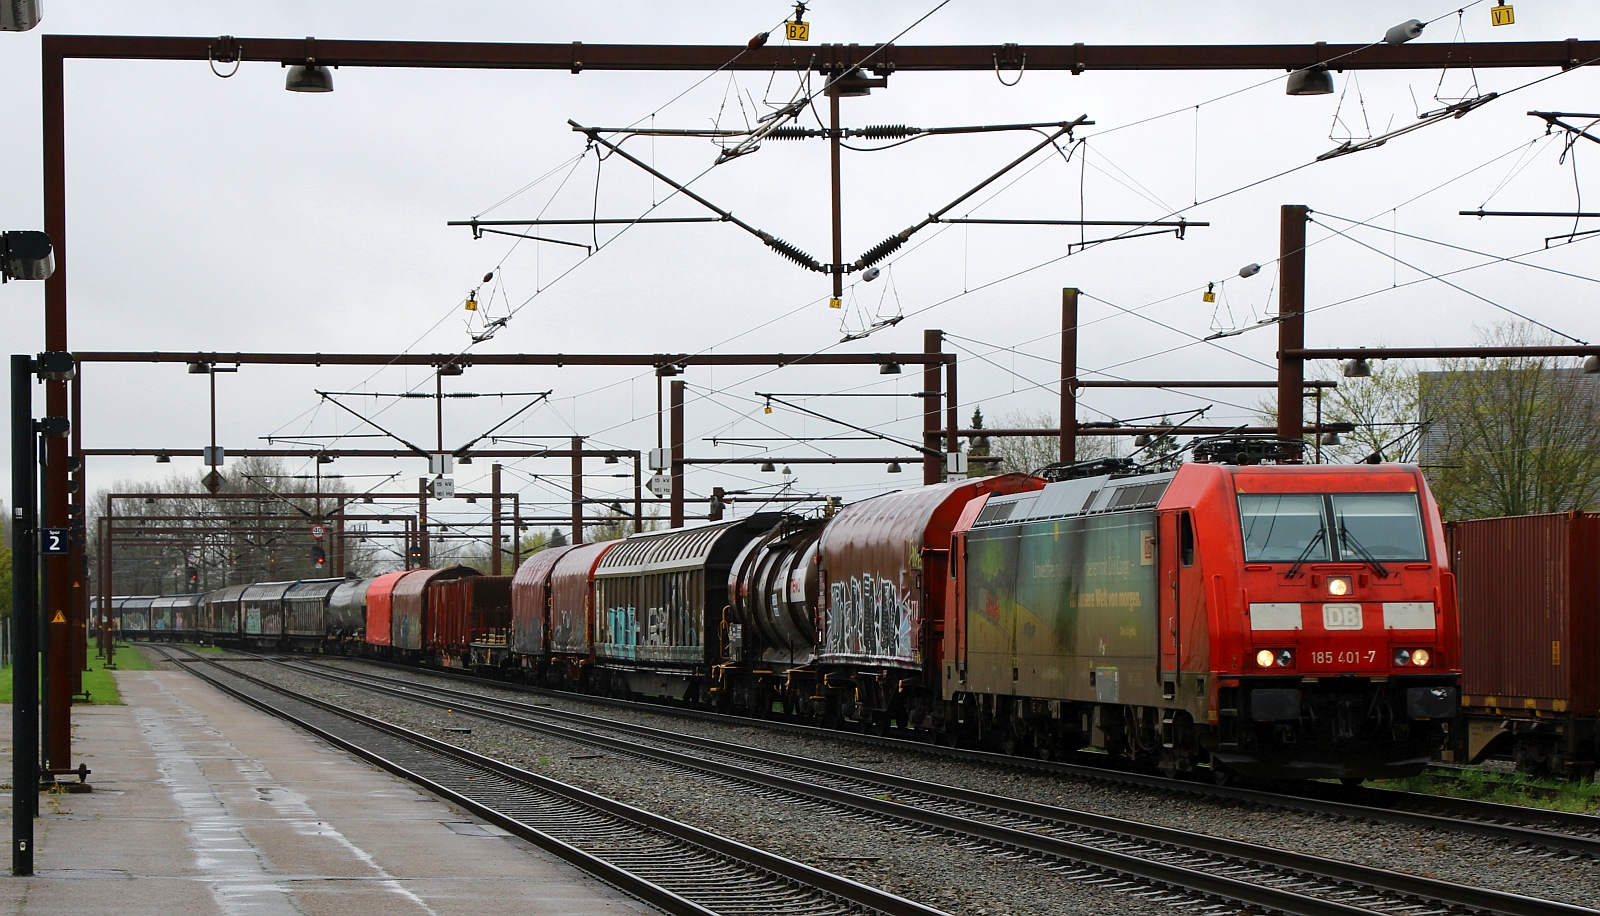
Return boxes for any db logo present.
[1322,604,1363,630]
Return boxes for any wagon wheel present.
[1209,762,1237,787]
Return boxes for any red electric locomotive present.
[946,444,1460,781]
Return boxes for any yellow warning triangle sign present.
[50,611,66,624]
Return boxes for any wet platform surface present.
[2,668,663,915]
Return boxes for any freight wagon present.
[1449,511,1600,776]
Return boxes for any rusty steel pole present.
[570,436,583,544]
[1061,287,1079,464]
[1277,205,1310,441]
[923,329,943,485]
[491,463,503,575]
[670,381,686,528]
[416,478,429,567]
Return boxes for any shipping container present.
[1450,511,1600,774]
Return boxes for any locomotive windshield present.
[1239,492,1427,563]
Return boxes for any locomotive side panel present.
[962,512,1160,704]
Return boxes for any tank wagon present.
[1449,511,1600,777]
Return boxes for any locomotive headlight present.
[1393,648,1411,666]
[1255,648,1294,668]
[1410,648,1431,667]
[1327,576,1352,597]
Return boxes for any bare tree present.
[1420,324,1600,520]
[987,409,1117,475]
[1315,361,1424,464]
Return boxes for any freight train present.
[116,441,1463,783]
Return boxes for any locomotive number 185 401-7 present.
[1310,649,1377,665]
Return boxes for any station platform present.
[2,667,663,916]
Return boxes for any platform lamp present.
[1585,355,1599,374]
[285,41,334,94]
[1343,357,1372,379]
[1285,65,1334,96]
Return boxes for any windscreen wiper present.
[1285,527,1326,579]
[1337,518,1390,579]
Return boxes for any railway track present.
[260,653,1596,916]
[345,654,1600,858]
[152,645,945,916]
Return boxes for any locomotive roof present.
[971,469,1177,528]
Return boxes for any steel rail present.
[347,655,1600,857]
[289,657,1596,916]
[158,646,944,916]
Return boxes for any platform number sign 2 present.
[39,527,71,554]
[1491,2,1514,26]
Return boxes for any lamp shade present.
[286,63,334,93]
[1285,67,1334,96]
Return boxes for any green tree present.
[965,407,992,477]
[1138,416,1184,472]
[1420,324,1600,520]
[0,536,12,622]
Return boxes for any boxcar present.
[510,545,582,667]
[200,584,250,643]
[592,515,787,700]
[427,575,513,668]
[389,566,479,656]
[118,596,154,640]
[363,570,411,649]
[545,542,617,687]
[1450,511,1600,776]
[240,581,297,645]
[802,475,1045,729]
[283,577,350,649]
[149,593,201,641]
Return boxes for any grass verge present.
[0,641,155,706]
[1376,767,1600,814]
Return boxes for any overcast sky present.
[3,1,1598,539]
